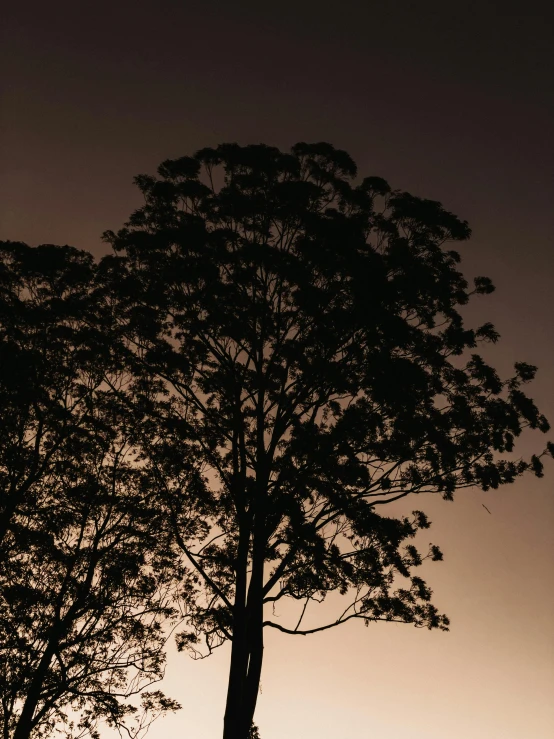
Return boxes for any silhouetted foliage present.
[99,141,552,738]
[96,143,548,739]
[5,140,550,739]
[0,242,182,739]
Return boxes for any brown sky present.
[1,1,553,737]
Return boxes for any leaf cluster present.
[0,242,183,739]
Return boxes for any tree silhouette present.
[0,242,182,739]
[97,142,550,738]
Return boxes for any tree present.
[0,242,183,739]
[100,143,552,739]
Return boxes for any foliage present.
[100,141,552,737]
[0,242,182,739]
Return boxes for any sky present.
[1,1,553,737]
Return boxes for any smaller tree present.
[0,242,184,739]
[0,242,101,554]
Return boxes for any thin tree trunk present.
[223,387,268,739]
[223,617,249,738]
[222,620,265,739]
[240,500,266,735]
[242,622,264,733]
[223,507,267,737]
[223,518,251,739]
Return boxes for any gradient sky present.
[1,2,553,737]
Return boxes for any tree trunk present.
[223,409,268,739]
[223,515,252,739]
[222,620,264,739]
[223,505,266,738]
[242,623,264,730]
[222,611,250,738]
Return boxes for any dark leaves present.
[473,275,495,294]
[0,242,182,738]
[84,142,553,721]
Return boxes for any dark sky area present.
[1,1,553,737]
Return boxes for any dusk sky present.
[1,2,553,737]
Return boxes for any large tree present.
[100,143,552,739]
[0,242,183,739]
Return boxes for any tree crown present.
[99,142,551,653]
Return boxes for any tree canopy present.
[98,142,552,738]
[0,242,182,739]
